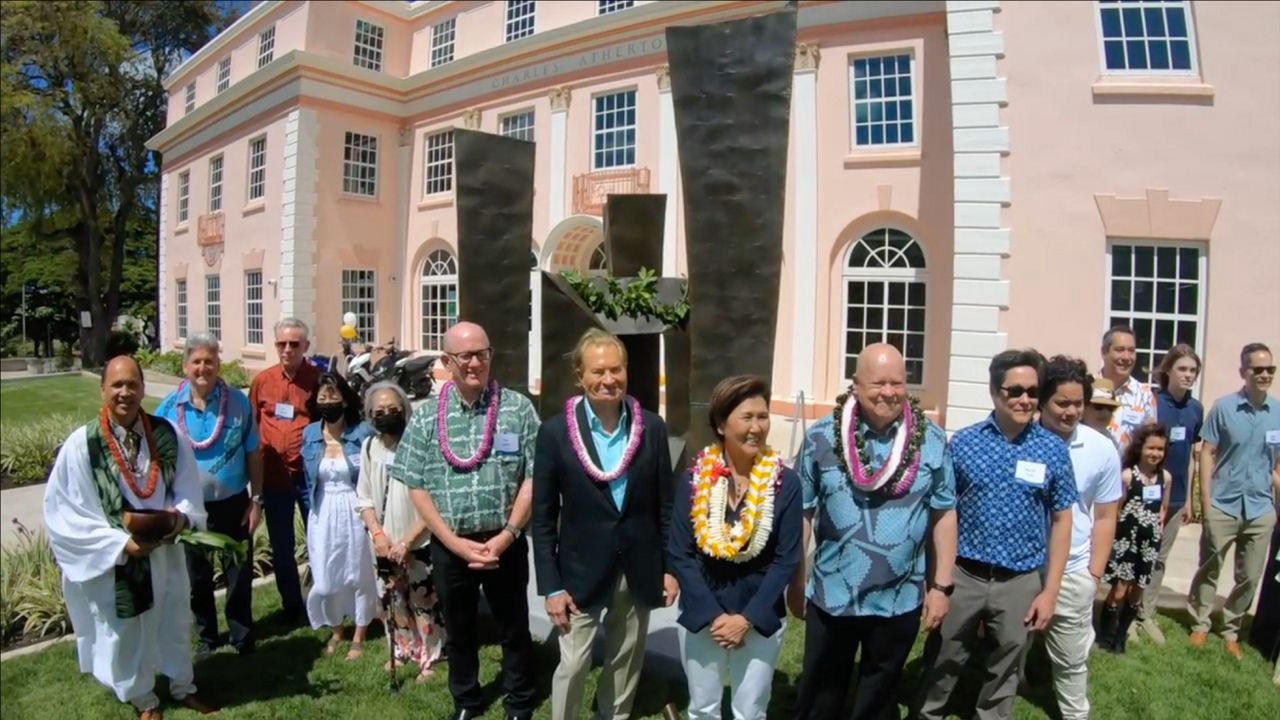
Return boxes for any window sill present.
[1091,78,1214,100]
[417,195,454,211]
[338,193,380,206]
[172,340,186,350]
[242,201,266,217]
[241,347,266,360]
[175,224,189,236]
[843,148,922,168]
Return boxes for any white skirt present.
[306,478,380,629]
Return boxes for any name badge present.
[274,402,295,420]
[1015,460,1047,487]
[494,433,520,455]
[384,451,396,469]
[1121,409,1144,426]
[1142,484,1163,502]
[1266,429,1280,446]
[347,453,362,469]
[1169,426,1187,442]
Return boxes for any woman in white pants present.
[666,376,802,719]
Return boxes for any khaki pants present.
[1045,569,1099,720]
[550,573,650,720]
[1187,505,1278,641]
[1140,502,1187,621]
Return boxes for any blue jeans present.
[263,472,309,618]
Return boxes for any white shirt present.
[1063,424,1124,575]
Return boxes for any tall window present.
[421,250,458,352]
[184,83,196,114]
[342,132,378,197]
[216,56,231,94]
[208,155,223,212]
[175,279,188,339]
[431,17,456,68]
[505,0,536,42]
[423,130,454,196]
[245,270,263,345]
[1107,242,1205,383]
[177,170,190,223]
[500,110,535,142]
[205,275,222,341]
[353,19,385,71]
[342,269,377,342]
[257,25,276,68]
[843,228,927,384]
[851,54,915,147]
[247,136,267,201]
[592,90,636,169]
[1098,0,1195,72]
[598,0,634,15]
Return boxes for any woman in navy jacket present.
[300,371,376,659]
[667,375,802,720]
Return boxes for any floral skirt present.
[378,547,446,672]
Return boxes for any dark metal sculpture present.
[603,194,665,277]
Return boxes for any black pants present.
[431,532,536,715]
[793,602,922,720]
[186,491,254,651]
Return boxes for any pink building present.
[148,0,1280,430]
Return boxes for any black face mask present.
[316,403,345,423]
[372,411,406,437]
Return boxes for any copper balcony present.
[197,212,224,246]
[572,167,651,216]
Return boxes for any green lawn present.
[1,584,1277,719]
[0,375,160,426]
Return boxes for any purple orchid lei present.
[565,395,644,483]
[436,379,500,471]
[835,393,926,498]
[177,379,229,450]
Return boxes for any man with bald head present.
[392,322,541,720]
[788,343,957,720]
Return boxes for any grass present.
[1,584,1277,720]
[0,375,161,427]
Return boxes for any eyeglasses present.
[1001,385,1039,400]
[1247,365,1277,376]
[275,340,302,350]
[446,348,494,365]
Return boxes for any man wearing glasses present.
[916,349,1077,720]
[248,317,319,624]
[1187,342,1280,660]
[392,321,541,720]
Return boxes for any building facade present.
[148,0,1280,430]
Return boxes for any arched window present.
[421,249,458,352]
[587,241,609,277]
[842,228,927,384]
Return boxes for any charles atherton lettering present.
[489,37,664,90]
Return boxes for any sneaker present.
[1140,617,1166,646]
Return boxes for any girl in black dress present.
[1099,424,1171,653]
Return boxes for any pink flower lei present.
[835,393,926,498]
[436,379,501,471]
[177,379,230,450]
[565,395,644,483]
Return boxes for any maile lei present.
[565,395,644,483]
[832,391,926,497]
[690,445,781,563]
[99,406,161,499]
[436,379,500,471]
[176,379,229,450]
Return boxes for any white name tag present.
[1142,484,1163,502]
[384,451,396,469]
[274,402,295,420]
[1015,460,1047,487]
[347,453,361,468]
[1121,409,1144,426]
[1170,426,1187,442]
[1266,430,1280,446]
[494,433,520,454]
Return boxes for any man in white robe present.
[43,355,217,719]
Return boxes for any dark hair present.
[708,375,770,440]
[308,371,363,426]
[1240,342,1272,369]
[1040,355,1091,403]
[988,349,1046,395]
[1101,325,1136,353]
[1156,344,1201,390]
[1122,423,1168,475]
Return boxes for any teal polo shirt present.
[1203,390,1280,521]
[157,382,260,502]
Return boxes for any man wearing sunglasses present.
[1188,342,1280,660]
[916,349,1077,720]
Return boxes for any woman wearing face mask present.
[355,382,446,682]
[301,371,377,659]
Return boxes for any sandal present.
[345,641,365,661]
[324,635,341,657]
[415,667,434,683]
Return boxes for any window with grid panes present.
[206,275,222,340]
[176,280,188,339]
[850,54,915,147]
[499,110,535,142]
[245,270,263,345]
[247,136,267,201]
[177,171,190,223]
[216,56,231,93]
[342,132,378,196]
[1107,242,1205,386]
[420,251,458,352]
[208,155,223,212]
[842,228,928,385]
[431,17,456,67]
[257,26,276,68]
[598,0,634,15]
[353,19,385,71]
[423,130,454,196]
[342,270,377,342]
[592,90,636,169]
[1097,0,1195,72]
[505,0,536,42]
[184,83,195,114]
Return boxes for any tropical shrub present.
[0,522,70,646]
[0,414,80,486]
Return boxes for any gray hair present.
[363,381,413,423]
[182,331,222,362]
[273,317,310,339]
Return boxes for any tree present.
[1,0,235,366]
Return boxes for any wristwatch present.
[928,581,955,597]
[502,523,523,540]
[251,494,264,507]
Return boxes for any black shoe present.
[1097,604,1121,652]
[506,714,533,720]
[234,642,256,656]
[1113,603,1139,654]
[451,709,479,720]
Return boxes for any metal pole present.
[21,282,27,354]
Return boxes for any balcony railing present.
[572,167,651,216]
[197,212,224,246]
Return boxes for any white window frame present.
[499,109,535,142]
[177,170,190,223]
[342,131,379,197]
[341,269,377,343]
[848,51,917,150]
[215,56,231,94]
[420,250,458,353]
[244,270,263,346]
[591,89,637,170]
[184,83,196,114]
[175,279,188,340]
[423,130,454,197]
[208,155,223,212]
[1103,239,1208,393]
[205,275,222,341]
[245,136,267,202]
[597,0,635,15]
[1093,0,1199,76]
[352,19,385,71]
[431,17,456,68]
[257,25,276,69]
[505,0,536,43]
[840,228,929,387]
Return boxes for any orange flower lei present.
[99,406,161,499]
[690,445,780,562]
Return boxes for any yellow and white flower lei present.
[691,445,781,563]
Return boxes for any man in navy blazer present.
[532,329,678,720]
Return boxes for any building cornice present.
[164,1,283,91]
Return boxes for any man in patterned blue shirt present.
[789,344,957,720]
[916,349,1077,720]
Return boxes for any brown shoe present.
[178,694,219,714]
[1225,640,1244,660]
[1188,631,1208,648]
[137,709,163,720]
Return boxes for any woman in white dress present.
[300,371,377,659]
